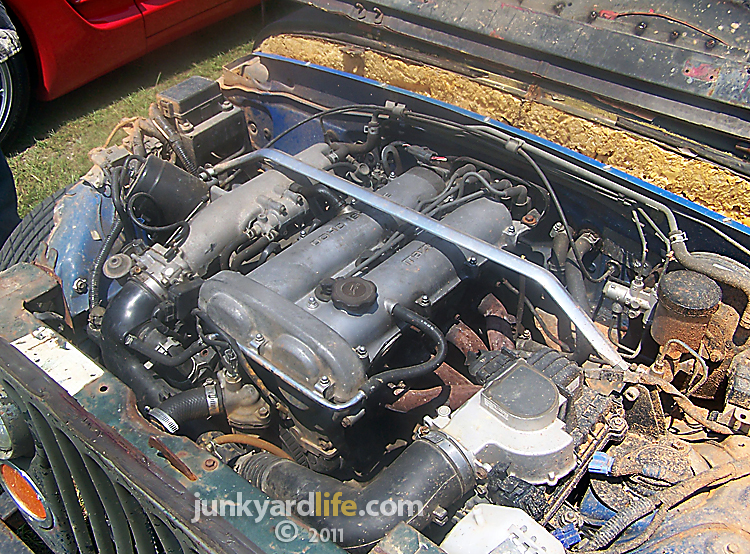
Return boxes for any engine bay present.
[10,53,750,554]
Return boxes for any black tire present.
[0,187,66,271]
[0,49,29,149]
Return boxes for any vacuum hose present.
[360,304,447,398]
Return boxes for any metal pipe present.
[219,148,627,369]
[238,343,367,413]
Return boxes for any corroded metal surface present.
[446,321,487,357]
[0,264,60,342]
[478,293,516,351]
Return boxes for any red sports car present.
[0,0,261,146]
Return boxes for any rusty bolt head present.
[609,416,628,434]
[521,213,538,226]
[416,425,430,438]
[475,467,488,480]
[203,458,218,471]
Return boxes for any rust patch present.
[446,321,487,357]
[683,60,720,82]
[148,436,198,481]
[478,294,516,350]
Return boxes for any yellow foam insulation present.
[259,35,750,227]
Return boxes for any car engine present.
[20,72,750,553]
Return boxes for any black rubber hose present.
[670,241,750,329]
[220,234,252,270]
[360,304,447,398]
[131,121,146,157]
[88,213,123,309]
[565,235,595,314]
[502,184,528,205]
[235,437,471,551]
[98,280,177,407]
[312,184,345,212]
[150,386,223,432]
[229,236,271,272]
[332,117,380,156]
[148,104,198,175]
[127,336,206,367]
[99,338,175,408]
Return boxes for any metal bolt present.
[521,213,538,226]
[307,296,319,309]
[432,506,449,526]
[355,345,368,359]
[417,294,431,307]
[635,21,648,35]
[705,38,717,49]
[475,467,488,480]
[552,2,565,14]
[258,406,269,418]
[320,375,330,384]
[73,277,88,294]
[550,221,565,237]
[203,458,218,470]
[255,333,265,344]
[669,29,680,41]
[467,256,478,266]
[299,229,307,238]
[588,10,598,22]
[609,416,628,434]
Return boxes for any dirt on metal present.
[259,35,750,226]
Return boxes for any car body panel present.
[5,0,259,101]
[294,0,750,153]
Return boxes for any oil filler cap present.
[331,277,377,313]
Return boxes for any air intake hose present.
[235,433,474,552]
[98,280,176,408]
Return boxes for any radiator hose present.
[235,432,474,552]
[149,381,224,434]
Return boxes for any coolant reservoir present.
[440,504,564,554]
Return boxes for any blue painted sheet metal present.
[45,182,116,317]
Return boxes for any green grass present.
[7,1,295,216]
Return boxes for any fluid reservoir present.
[651,270,721,350]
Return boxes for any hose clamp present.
[149,408,179,434]
[669,230,688,244]
[420,431,475,495]
[204,381,221,417]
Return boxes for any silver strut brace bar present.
[223,148,628,371]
